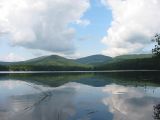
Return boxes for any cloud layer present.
[101,0,160,56]
[0,0,90,54]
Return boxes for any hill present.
[75,54,112,65]
[112,54,152,62]
[18,55,81,66]
[0,54,158,71]
[0,55,93,71]
[95,57,160,70]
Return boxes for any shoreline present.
[0,70,160,74]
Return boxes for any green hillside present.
[0,55,93,71]
[75,54,112,65]
[18,55,81,66]
[95,57,160,70]
[112,54,152,62]
[0,54,159,71]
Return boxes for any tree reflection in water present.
[153,104,160,120]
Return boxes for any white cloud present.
[76,19,90,26]
[0,53,25,62]
[101,0,160,56]
[0,0,90,54]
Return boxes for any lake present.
[0,71,160,120]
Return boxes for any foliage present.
[0,54,159,71]
[112,54,152,62]
[152,33,160,57]
[75,54,112,65]
[95,58,160,70]
[0,65,8,71]
[0,55,93,71]
[6,65,93,71]
[153,104,160,120]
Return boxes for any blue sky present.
[73,0,112,57]
[0,0,159,61]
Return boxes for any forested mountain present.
[112,54,152,62]
[95,57,160,70]
[0,55,92,71]
[18,55,81,66]
[75,54,112,65]
[0,54,158,71]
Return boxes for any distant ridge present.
[0,54,152,65]
[113,54,152,62]
[75,54,113,65]
[0,53,154,71]
[15,55,83,66]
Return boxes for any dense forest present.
[0,65,93,71]
[95,57,160,70]
[0,56,160,71]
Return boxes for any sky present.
[0,0,160,62]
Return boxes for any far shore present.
[0,70,160,74]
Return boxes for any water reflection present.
[10,84,77,120]
[0,71,160,120]
[102,84,160,120]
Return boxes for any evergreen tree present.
[152,34,160,57]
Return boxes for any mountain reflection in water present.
[0,71,160,120]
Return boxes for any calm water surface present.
[0,71,160,120]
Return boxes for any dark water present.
[0,71,160,120]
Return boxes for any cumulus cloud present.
[101,0,160,56]
[0,0,90,54]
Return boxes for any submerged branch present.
[23,83,52,111]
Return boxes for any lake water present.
[0,71,160,120]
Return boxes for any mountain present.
[95,57,160,70]
[0,53,156,71]
[17,55,81,66]
[0,61,13,65]
[94,54,158,70]
[112,54,152,63]
[75,54,113,65]
[0,55,93,71]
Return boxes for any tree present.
[153,104,160,120]
[152,33,160,57]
